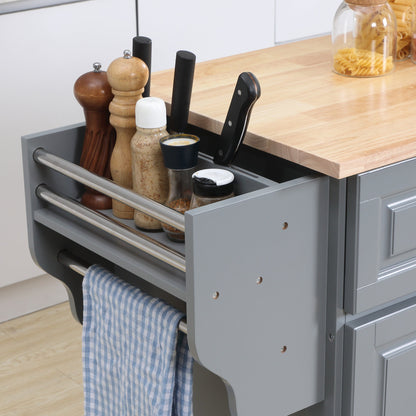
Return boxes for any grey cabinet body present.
[21,124,416,416]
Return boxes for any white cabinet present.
[138,0,276,71]
[275,0,339,43]
[0,0,136,299]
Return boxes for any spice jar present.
[190,169,235,209]
[332,0,397,77]
[131,97,169,230]
[388,0,415,60]
[160,134,200,242]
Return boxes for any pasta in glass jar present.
[332,0,397,77]
[388,0,415,60]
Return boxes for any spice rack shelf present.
[22,122,330,416]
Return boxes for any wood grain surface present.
[151,36,416,179]
[0,303,83,415]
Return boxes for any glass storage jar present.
[332,0,397,77]
[160,134,200,242]
[190,169,235,209]
[388,0,415,60]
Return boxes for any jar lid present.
[192,169,234,197]
[346,0,386,5]
[160,134,200,169]
[136,97,166,128]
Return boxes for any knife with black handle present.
[132,36,152,98]
[169,50,196,134]
[214,72,261,166]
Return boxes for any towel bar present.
[33,147,185,232]
[37,184,186,272]
[57,250,188,335]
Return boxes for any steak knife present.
[214,72,261,165]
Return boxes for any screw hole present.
[212,291,220,300]
[256,276,263,285]
[281,346,287,353]
[282,222,289,230]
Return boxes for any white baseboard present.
[0,274,68,322]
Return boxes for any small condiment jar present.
[131,97,169,230]
[160,134,200,242]
[332,0,397,77]
[190,169,235,209]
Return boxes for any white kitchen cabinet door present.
[0,0,136,289]
[275,0,339,43]
[138,0,276,71]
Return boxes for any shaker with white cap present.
[190,168,235,209]
[131,97,169,230]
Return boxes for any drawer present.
[345,157,416,314]
[343,297,416,416]
[22,123,329,416]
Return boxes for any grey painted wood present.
[186,175,329,416]
[345,157,416,314]
[343,297,416,416]
[291,179,347,416]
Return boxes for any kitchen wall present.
[0,0,136,321]
[139,0,339,72]
[0,0,339,321]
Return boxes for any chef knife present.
[132,36,152,97]
[169,50,196,134]
[214,72,261,166]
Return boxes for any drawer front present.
[343,297,416,416]
[186,175,329,416]
[345,157,416,314]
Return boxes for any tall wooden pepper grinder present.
[107,50,149,219]
[73,62,115,210]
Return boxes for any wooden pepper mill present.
[74,62,115,210]
[107,50,149,219]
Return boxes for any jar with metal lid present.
[160,134,200,242]
[190,169,235,209]
[332,0,397,77]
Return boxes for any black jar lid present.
[192,168,234,197]
[160,134,200,170]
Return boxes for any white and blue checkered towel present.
[82,265,193,416]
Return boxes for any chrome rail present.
[33,148,185,232]
[37,185,186,273]
[57,250,188,335]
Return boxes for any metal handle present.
[37,185,186,272]
[33,147,185,232]
[57,250,188,334]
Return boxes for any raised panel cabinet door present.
[344,297,416,416]
[345,157,416,314]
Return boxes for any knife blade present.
[214,72,261,166]
[169,50,196,134]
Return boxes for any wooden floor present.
[0,302,83,415]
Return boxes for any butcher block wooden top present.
[151,36,416,179]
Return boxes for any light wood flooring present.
[0,302,83,415]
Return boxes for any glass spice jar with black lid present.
[160,134,200,242]
[190,168,235,209]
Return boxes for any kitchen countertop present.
[151,36,416,179]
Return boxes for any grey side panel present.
[291,179,347,416]
[345,157,416,314]
[186,176,329,416]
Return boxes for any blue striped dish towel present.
[82,265,193,416]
